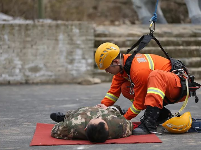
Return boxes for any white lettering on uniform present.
[135,54,142,57]
[137,57,147,63]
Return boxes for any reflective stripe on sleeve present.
[130,99,134,103]
[130,104,141,114]
[147,87,165,99]
[105,93,118,102]
[144,54,154,70]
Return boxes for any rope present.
[149,0,159,33]
[174,77,190,117]
[150,0,159,23]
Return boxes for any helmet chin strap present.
[118,54,123,73]
[118,53,124,73]
[110,53,124,74]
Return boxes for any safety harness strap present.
[124,34,152,75]
[126,35,145,54]
[152,36,170,60]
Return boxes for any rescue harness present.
[123,21,201,116]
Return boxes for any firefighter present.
[95,42,188,134]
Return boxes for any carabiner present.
[149,21,155,34]
[129,82,135,95]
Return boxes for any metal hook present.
[149,21,155,35]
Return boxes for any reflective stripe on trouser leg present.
[145,87,165,109]
[147,87,165,99]
[130,104,141,115]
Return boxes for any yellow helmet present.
[162,112,192,134]
[95,42,120,70]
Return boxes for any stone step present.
[119,46,201,58]
[188,67,201,79]
[94,37,201,48]
[93,67,201,82]
[94,24,201,80]
[93,56,201,68]
[94,46,201,60]
[95,24,201,38]
[94,46,201,68]
[178,57,201,68]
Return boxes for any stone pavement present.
[0,81,201,150]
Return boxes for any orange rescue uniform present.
[101,54,186,120]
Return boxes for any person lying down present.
[50,104,133,143]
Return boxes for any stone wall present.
[0,22,94,84]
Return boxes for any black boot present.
[157,107,172,125]
[132,127,148,135]
[139,106,160,134]
[50,112,65,123]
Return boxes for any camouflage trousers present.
[65,110,76,119]
[51,110,76,139]
[51,121,72,139]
